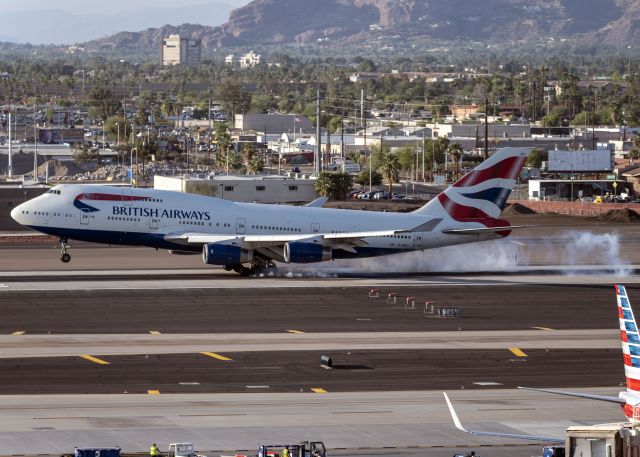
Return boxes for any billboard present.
[548,149,613,172]
[38,128,85,144]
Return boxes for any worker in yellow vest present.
[282,447,289,457]
[150,443,161,457]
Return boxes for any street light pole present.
[130,147,135,187]
[115,122,120,167]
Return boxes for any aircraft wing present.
[443,225,528,235]
[517,386,625,404]
[164,219,443,250]
[166,230,412,250]
[443,393,565,443]
[304,197,329,208]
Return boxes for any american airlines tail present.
[415,147,529,232]
[616,285,640,421]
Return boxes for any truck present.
[258,441,326,457]
[167,443,206,457]
[565,423,639,457]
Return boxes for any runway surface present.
[0,389,624,455]
[0,285,629,334]
[0,243,635,455]
[0,349,624,395]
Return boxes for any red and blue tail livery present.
[415,148,530,235]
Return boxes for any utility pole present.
[421,128,425,182]
[33,102,38,181]
[7,111,12,178]
[592,93,597,151]
[360,89,373,192]
[208,98,212,169]
[484,97,489,160]
[340,117,345,159]
[316,89,321,175]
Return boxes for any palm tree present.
[380,153,401,194]
[448,143,464,182]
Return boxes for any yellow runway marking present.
[12,331,25,335]
[148,390,160,395]
[80,355,110,365]
[532,327,554,331]
[201,352,232,361]
[311,388,327,394]
[149,331,161,335]
[509,347,528,358]
[287,330,305,334]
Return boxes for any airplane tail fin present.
[413,148,530,227]
[616,285,640,396]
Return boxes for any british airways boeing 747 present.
[10,147,530,275]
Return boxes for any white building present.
[154,175,318,203]
[225,51,262,68]
[161,34,202,66]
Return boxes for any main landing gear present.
[59,237,71,263]
[225,258,278,277]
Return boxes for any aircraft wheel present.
[60,253,71,263]
[233,265,252,276]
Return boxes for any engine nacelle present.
[284,242,332,264]
[202,243,253,265]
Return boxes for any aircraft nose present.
[10,203,24,224]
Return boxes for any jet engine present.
[284,242,332,264]
[202,243,253,265]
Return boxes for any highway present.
[0,243,635,455]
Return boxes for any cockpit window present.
[47,189,61,195]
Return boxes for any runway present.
[0,285,629,334]
[0,243,635,455]
[0,349,624,394]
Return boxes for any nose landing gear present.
[60,237,71,263]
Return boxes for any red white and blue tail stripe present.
[617,284,640,391]
[616,285,640,421]
[414,148,530,232]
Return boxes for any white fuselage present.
[11,184,501,262]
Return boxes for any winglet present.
[442,392,564,443]
[305,197,329,208]
[443,392,468,433]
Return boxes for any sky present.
[0,0,253,44]
[0,0,251,14]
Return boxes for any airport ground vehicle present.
[74,448,120,457]
[258,441,326,457]
[167,443,205,457]
[543,445,565,457]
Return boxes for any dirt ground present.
[327,200,640,227]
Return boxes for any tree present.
[448,143,464,181]
[217,79,251,120]
[380,153,401,193]
[526,149,547,168]
[314,172,353,200]
[89,81,120,120]
[355,169,382,187]
[214,123,233,172]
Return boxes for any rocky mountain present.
[82,0,640,53]
[87,24,218,52]
[210,0,639,47]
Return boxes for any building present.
[154,175,318,204]
[225,51,262,68]
[161,34,201,66]
[235,113,315,135]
